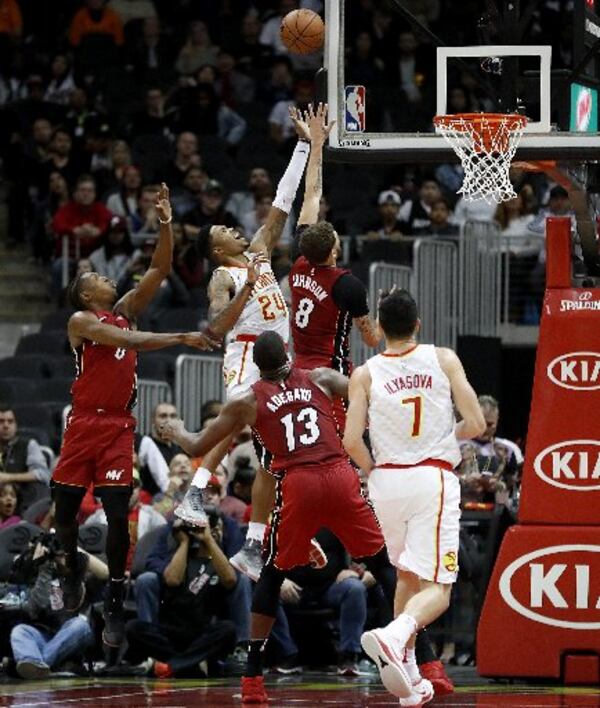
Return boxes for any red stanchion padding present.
[545,217,572,289]
[477,525,600,680]
[518,288,600,524]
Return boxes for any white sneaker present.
[361,629,412,698]
[399,678,434,706]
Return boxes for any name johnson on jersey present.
[291,273,329,302]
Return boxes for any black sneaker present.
[102,604,125,648]
[338,651,360,676]
[274,653,302,675]
[174,486,209,527]
[60,552,89,612]
[229,538,264,582]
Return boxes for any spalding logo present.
[534,440,600,491]
[499,544,600,629]
[547,351,600,391]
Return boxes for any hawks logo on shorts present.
[224,369,237,386]
[443,551,458,573]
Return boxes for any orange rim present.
[433,112,528,130]
[434,113,528,154]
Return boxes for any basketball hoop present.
[433,113,528,205]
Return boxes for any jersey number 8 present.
[280,406,320,452]
[294,297,315,329]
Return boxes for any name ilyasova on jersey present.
[383,373,433,395]
[266,387,313,412]
[291,273,328,302]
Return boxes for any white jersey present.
[217,253,289,399]
[215,252,289,342]
[366,344,460,468]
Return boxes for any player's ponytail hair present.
[299,221,336,264]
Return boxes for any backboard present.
[324,0,600,163]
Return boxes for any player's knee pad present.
[251,564,285,618]
[97,485,131,524]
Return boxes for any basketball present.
[280,9,324,55]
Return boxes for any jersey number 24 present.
[280,406,320,451]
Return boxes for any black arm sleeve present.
[331,273,370,318]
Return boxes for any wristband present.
[158,215,173,224]
[298,138,310,144]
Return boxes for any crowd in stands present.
[0,0,569,681]
[0,0,575,321]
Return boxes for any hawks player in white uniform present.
[344,288,485,703]
[175,124,311,570]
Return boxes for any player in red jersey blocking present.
[51,184,217,648]
[159,331,399,705]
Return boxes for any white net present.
[434,114,527,205]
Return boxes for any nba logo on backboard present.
[345,86,366,132]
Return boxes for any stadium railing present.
[175,354,225,432]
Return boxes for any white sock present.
[272,141,310,213]
[386,613,418,647]
[247,522,267,542]
[191,467,211,489]
[403,647,420,683]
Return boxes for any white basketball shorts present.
[223,340,260,399]
[368,464,460,584]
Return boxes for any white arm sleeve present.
[272,140,311,214]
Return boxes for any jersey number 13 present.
[280,406,321,451]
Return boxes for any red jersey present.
[290,256,352,374]
[71,310,137,412]
[251,366,346,474]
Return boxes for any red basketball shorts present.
[265,459,384,571]
[52,409,135,489]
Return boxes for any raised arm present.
[68,311,216,352]
[115,183,174,320]
[250,122,311,255]
[296,103,334,227]
[159,395,256,458]
[206,256,265,339]
[310,367,349,399]
[342,365,375,474]
[437,348,486,439]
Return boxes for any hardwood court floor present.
[0,668,599,707]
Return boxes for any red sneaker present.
[153,661,174,679]
[419,660,454,695]
[241,675,269,704]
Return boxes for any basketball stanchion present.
[477,217,600,683]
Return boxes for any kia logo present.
[579,291,593,301]
[547,351,600,391]
[499,544,600,629]
[534,440,600,491]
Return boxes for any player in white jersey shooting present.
[174,117,315,577]
[343,288,485,703]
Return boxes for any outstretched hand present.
[159,417,185,443]
[304,102,335,145]
[182,331,221,350]
[289,105,310,141]
[246,251,269,286]
[155,182,172,223]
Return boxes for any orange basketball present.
[280,9,325,55]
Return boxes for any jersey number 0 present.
[280,406,320,451]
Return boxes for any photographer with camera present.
[8,531,108,679]
[125,507,236,678]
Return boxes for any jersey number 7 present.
[402,396,422,437]
[280,406,321,451]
